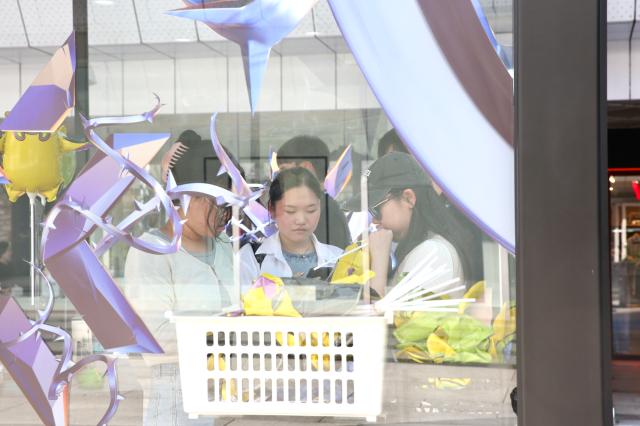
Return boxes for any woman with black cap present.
[123,130,239,426]
[364,152,480,296]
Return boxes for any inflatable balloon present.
[0,126,86,203]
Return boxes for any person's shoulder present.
[125,230,168,259]
[317,241,343,258]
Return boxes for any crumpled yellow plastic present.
[458,281,485,314]
[331,242,375,285]
[0,126,86,203]
[242,273,301,317]
[428,377,471,390]
[426,334,456,364]
[489,302,516,360]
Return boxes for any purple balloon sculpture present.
[0,271,121,426]
[329,0,515,252]
[167,0,317,112]
[1,33,75,132]
[41,97,178,353]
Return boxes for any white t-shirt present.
[123,231,234,360]
[392,234,464,293]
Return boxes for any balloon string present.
[28,192,36,306]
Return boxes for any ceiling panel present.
[195,22,225,42]
[19,0,72,47]
[315,36,350,54]
[134,0,197,44]
[276,37,333,56]
[312,1,340,37]
[92,43,171,60]
[0,46,54,64]
[0,1,28,47]
[88,0,140,45]
[289,7,316,37]
[150,41,225,58]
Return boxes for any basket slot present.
[253,379,262,402]
[299,354,307,371]
[334,354,342,372]
[346,354,354,372]
[230,353,238,371]
[347,380,354,404]
[241,353,249,371]
[242,378,250,402]
[323,379,331,403]
[275,354,283,371]
[323,355,331,372]
[288,379,296,402]
[206,331,214,346]
[263,332,272,346]
[335,379,343,404]
[241,332,249,346]
[334,332,342,347]
[346,332,354,347]
[300,379,308,403]
[276,379,284,401]
[264,353,272,371]
[218,331,225,346]
[287,354,296,371]
[311,379,319,403]
[229,331,237,346]
[265,379,272,402]
[299,332,307,346]
[207,378,215,402]
[252,332,260,345]
[252,354,260,371]
[219,354,226,371]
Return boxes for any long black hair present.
[392,185,483,283]
[168,130,244,235]
[269,167,324,211]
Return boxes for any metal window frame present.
[515,0,612,424]
[70,0,614,423]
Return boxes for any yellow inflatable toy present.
[0,126,86,203]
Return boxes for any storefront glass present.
[610,173,640,356]
[0,1,517,424]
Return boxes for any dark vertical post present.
[515,0,612,424]
[73,0,90,164]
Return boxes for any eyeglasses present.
[368,194,393,220]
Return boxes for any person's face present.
[184,196,229,238]
[371,189,416,241]
[272,186,321,245]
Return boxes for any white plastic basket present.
[172,315,387,422]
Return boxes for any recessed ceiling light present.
[94,0,114,5]
[174,37,192,43]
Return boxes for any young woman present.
[123,130,238,426]
[365,152,479,297]
[240,167,343,287]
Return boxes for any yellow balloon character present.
[0,126,86,203]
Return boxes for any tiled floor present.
[3,358,639,425]
[0,358,517,425]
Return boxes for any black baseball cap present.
[347,152,431,210]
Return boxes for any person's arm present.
[368,229,394,296]
[239,243,260,291]
[123,247,175,347]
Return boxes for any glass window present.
[0,1,516,424]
